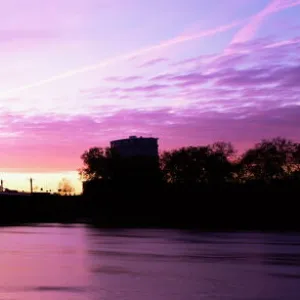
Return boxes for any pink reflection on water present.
[0,225,88,300]
[0,226,300,300]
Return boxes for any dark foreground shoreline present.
[0,183,299,230]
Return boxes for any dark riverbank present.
[0,182,299,230]
[85,182,300,230]
[0,194,85,225]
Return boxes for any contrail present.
[280,0,300,9]
[196,0,300,70]
[230,0,300,45]
[230,0,281,45]
[0,20,242,97]
[200,0,282,67]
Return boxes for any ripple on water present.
[91,265,137,275]
[32,286,87,293]
[0,286,88,293]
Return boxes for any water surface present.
[0,225,300,299]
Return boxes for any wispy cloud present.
[139,58,168,68]
[0,30,57,42]
[86,35,300,110]
[110,84,169,93]
[0,19,242,97]
[2,103,300,167]
[104,76,142,82]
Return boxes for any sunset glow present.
[0,0,300,193]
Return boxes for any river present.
[0,225,300,299]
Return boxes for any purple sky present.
[0,0,300,192]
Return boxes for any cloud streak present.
[104,76,142,82]
[230,0,281,45]
[1,102,300,171]
[139,58,168,68]
[230,0,300,45]
[0,20,242,97]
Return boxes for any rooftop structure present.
[110,136,159,158]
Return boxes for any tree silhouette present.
[160,142,235,185]
[79,147,113,181]
[210,141,235,158]
[207,142,235,184]
[58,178,75,195]
[160,146,210,184]
[239,137,300,182]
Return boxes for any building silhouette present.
[110,136,159,158]
[82,136,160,195]
[110,136,160,185]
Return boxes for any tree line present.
[79,137,300,229]
[80,137,300,186]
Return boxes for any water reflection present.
[0,226,299,299]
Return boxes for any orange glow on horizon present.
[0,171,82,194]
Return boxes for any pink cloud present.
[110,84,169,93]
[66,34,300,132]
[172,35,300,74]
[1,102,300,171]
[169,73,209,82]
[150,74,175,81]
[152,71,223,86]
[104,76,142,82]
[214,68,279,87]
[139,58,168,68]
[1,18,243,97]
[75,35,300,119]
[157,37,300,89]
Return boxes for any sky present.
[0,0,300,193]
